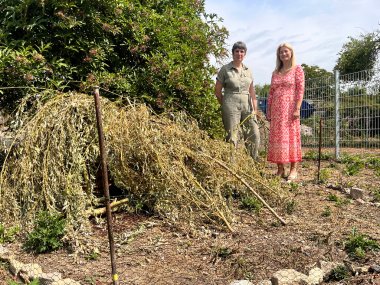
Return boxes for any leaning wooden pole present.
[201,154,286,225]
[93,87,119,285]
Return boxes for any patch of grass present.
[372,189,380,202]
[212,246,234,259]
[341,154,365,176]
[366,156,380,176]
[344,228,380,259]
[286,200,297,214]
[0,224,20,244]
[85,249,100,261]
[327,193,349,207]
[321,206,331,217]
[327,193,339,202]
[8,280,39,285]
[240,196,263,214]
[24,211,66,253]
[318,168,331,183]
[303,150,333,160]
[288,182,299,192]
[326,265,351,281]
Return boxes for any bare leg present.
[276,163,285,176]
[289,162,297,178]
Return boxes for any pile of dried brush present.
[0,91,288,242]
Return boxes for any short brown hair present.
[232,41,247,54]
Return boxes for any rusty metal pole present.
[317,118,323,182]
[93,87,119,285]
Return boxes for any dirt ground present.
[1,149,380,285]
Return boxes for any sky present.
[205,0,380,85]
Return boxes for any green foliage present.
[372,189,380,202]
[8,279,39,285]
[212,246,234,259]
[327,193,349,206]
[240,196,262,213]
[321,206,331,217]
[366,157,380,176]
[86,250,100,261]
[344,227,380,259]
[341,154,365,176]
[327,193,339,202]
[285,200,297,214]
[0,224,19,244]
[327,265,351,281]
[24,211,66,253]
[318,168,331,183]
[301,64,333,81]
[0,0,228,136]
[303,150,333,160]
[335,31,379,76]
[288,181,299,192]
[255,84,271,98]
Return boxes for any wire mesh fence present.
[301,66,380,157]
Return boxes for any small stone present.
[51,278,81,285]
[271,269,308,285]
[318,260,344,276]
[350,187,364,200]
[9,259,24,276]
[0,245,10,260]
[308,267,324,284]
[355,198,365,204]
[20,263,43,279]
[229,280,254,285]
[257,280,272,285]
[369,265,380,273]
[39,272,62,285]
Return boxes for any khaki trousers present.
[222,93,260,160]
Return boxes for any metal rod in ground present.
[93,87,119,285]
[317,118,323,182]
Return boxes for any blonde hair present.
[275,43,296,72]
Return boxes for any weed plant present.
[24,211,66,253]
[326,265,351,281]
[344,227,380,259]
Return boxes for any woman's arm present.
[293,65,305,118]
[249,82,258,114]
[214,79,223,105]
[267,73,275,121]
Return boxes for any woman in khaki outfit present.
[214,41,260,160]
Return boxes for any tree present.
[255,84,270,98]
[0,0,228,136]
[301,64,333,101]
[301,64,333,81]
[334,31,379,75]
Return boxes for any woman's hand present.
[293,108,300,119]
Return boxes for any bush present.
[24,211,66,253]
[0,224,19,244]
[326,265,351,281]
[0,0,228,136]
[344,227,380,259]
[240,196,263,213]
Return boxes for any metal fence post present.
[334,70,340,160]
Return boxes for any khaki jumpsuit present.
[217,62,260,160]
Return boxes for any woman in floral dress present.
[267,43,305,180]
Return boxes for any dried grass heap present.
[0,92,288,239]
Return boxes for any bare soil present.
[1,151,380,285]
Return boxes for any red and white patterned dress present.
[267,65,305,163]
